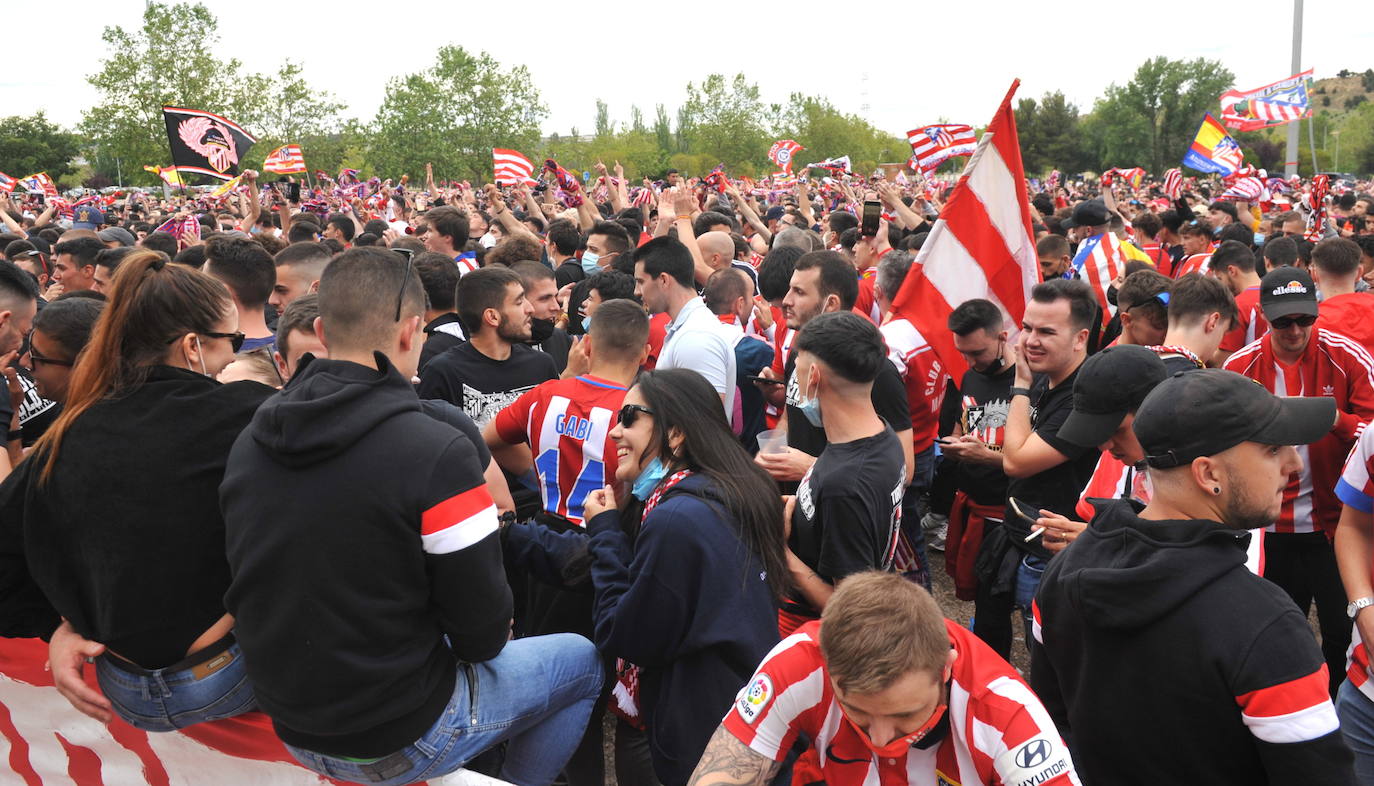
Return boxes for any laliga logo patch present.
[735,674,773,724]
[1272,280,1308,296]
[996,737,1071,786]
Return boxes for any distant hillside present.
[1311,72,1373,116]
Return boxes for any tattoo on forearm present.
[687,726,780,786]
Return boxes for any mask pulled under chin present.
[528,317,555,344]
[843,702,948,758]
[631,457,668,499]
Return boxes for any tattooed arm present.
[687,726,780,786]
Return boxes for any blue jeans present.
[286,633,603,786]
[1337,679,1374,784]
[1015,554,1048,644]
[95,640,255,732]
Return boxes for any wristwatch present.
[1349,597,1374,619]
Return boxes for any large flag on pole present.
[890,80,1038,383]
[162,107,256,181]
[1182,113,1244,176]
[907,124,978,173]
[1220,69,1313,132]
[492,149,536,185]
[768,140,804,174]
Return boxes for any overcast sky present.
[6,0,1371,140]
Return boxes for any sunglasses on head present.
[618,403,653,428]
[1125,292,1170,312]
[1270,314,1316,330]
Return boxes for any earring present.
[1213,487,1221,495]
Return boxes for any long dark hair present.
[633,369,791,602]
[34,250,231,483]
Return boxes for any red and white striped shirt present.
[1338,426,1374,701]
[723,620,1080,786]
[1175,252,1211,278]
[1219,286,1269,354]
[492,375,625,525]
[882,317,949,454]
[1224,329,1374,534]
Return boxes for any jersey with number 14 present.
[493,375,627,526]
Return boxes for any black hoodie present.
[1031,499,1354,785]
[221,354,511,758]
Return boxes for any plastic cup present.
[756,429,788,455]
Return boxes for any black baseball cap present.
[1060,345,1169,448]
[1134,369,1335,469]
[1260,266,1319,321]
[1060,199,1111,229]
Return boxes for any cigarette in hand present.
[1024,527,1046,543]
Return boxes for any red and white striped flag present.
[631,187,656,208]
[1162,168,1183,200]
[1071,231,1127,326]
[907,124,977,173]
[492,148,536,185]
[890,82,1038,382]
[0,172,14,193]
[262,144,306,174]
[1220,176,1265,202]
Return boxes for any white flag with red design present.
[890,80,1038,382]
[492,148,536,185]
[262,144,307,175]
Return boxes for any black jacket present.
[587,474,780,786]
[1031,499,1354,785]
[0,367,271,665]
[222,354,510,758]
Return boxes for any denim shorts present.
[94,637,255,732]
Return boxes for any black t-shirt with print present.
[1003,363,1099,558]
[416,342,557,428]
[784,425,906,619]
[953,363,1016,507]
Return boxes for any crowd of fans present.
[1,164,1374,785]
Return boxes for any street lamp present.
[1332,130,1341,173]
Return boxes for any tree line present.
[5,2,1372,190]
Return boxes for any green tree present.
[1086,57,1234,173]
[0,113,80,180]
[82,2,266,184]
[680,74,771,174]
[1015,92,1087,174]
[369,45,546,183]
[775,94,905,175]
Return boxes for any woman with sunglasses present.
[0,249,273,731]
[582,369,789,786]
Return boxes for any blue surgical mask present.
[632,456,669,499]
[1254,232,1266,248]
[581,314,592,332]
[580,251,601,274]
[798,370,823,427]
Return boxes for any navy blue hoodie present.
[586,474,779,786]
[222,354,511,758]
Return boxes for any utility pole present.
[1284,0,1303,177]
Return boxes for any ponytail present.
[34,251,231,483]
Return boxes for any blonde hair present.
[819,572,950,694]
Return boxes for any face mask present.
[581,314,593,332]
[1254,232,1266,247]
[185,334,208,377]
[798,369,823,427]
[632,456,668,499]
[1106,284,1119,307]
[978,339,1006,375]
[842,703,948,758]
[528,317,555,344]
[580,251,601,274]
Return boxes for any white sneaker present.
[922,513,949,552]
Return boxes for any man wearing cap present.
[1031,369,1355,784]
[1059,199,1111,244]
[71,204,103,232]
[1224,265,1374,691]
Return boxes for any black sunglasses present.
[204,331,247,352]
[28,343,73,368]
[618,403,654,428]
[1270,314,1317,330]
[393,248,415,321]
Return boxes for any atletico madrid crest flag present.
[768,140,804,174]
[1182,114,1243,176]
[1220,70,1313,132]
[162,106,257,181]
[263,144,307,175]
[0,172,14,193]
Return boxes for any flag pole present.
[1284,0,1303,177]
[1307,113,1319,174]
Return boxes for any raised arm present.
[484,184,539,242]
[237,170,260,232]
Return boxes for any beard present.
[1221,467,1281,531]
[497,313,532,343]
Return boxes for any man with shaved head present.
[698,230,758,290]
